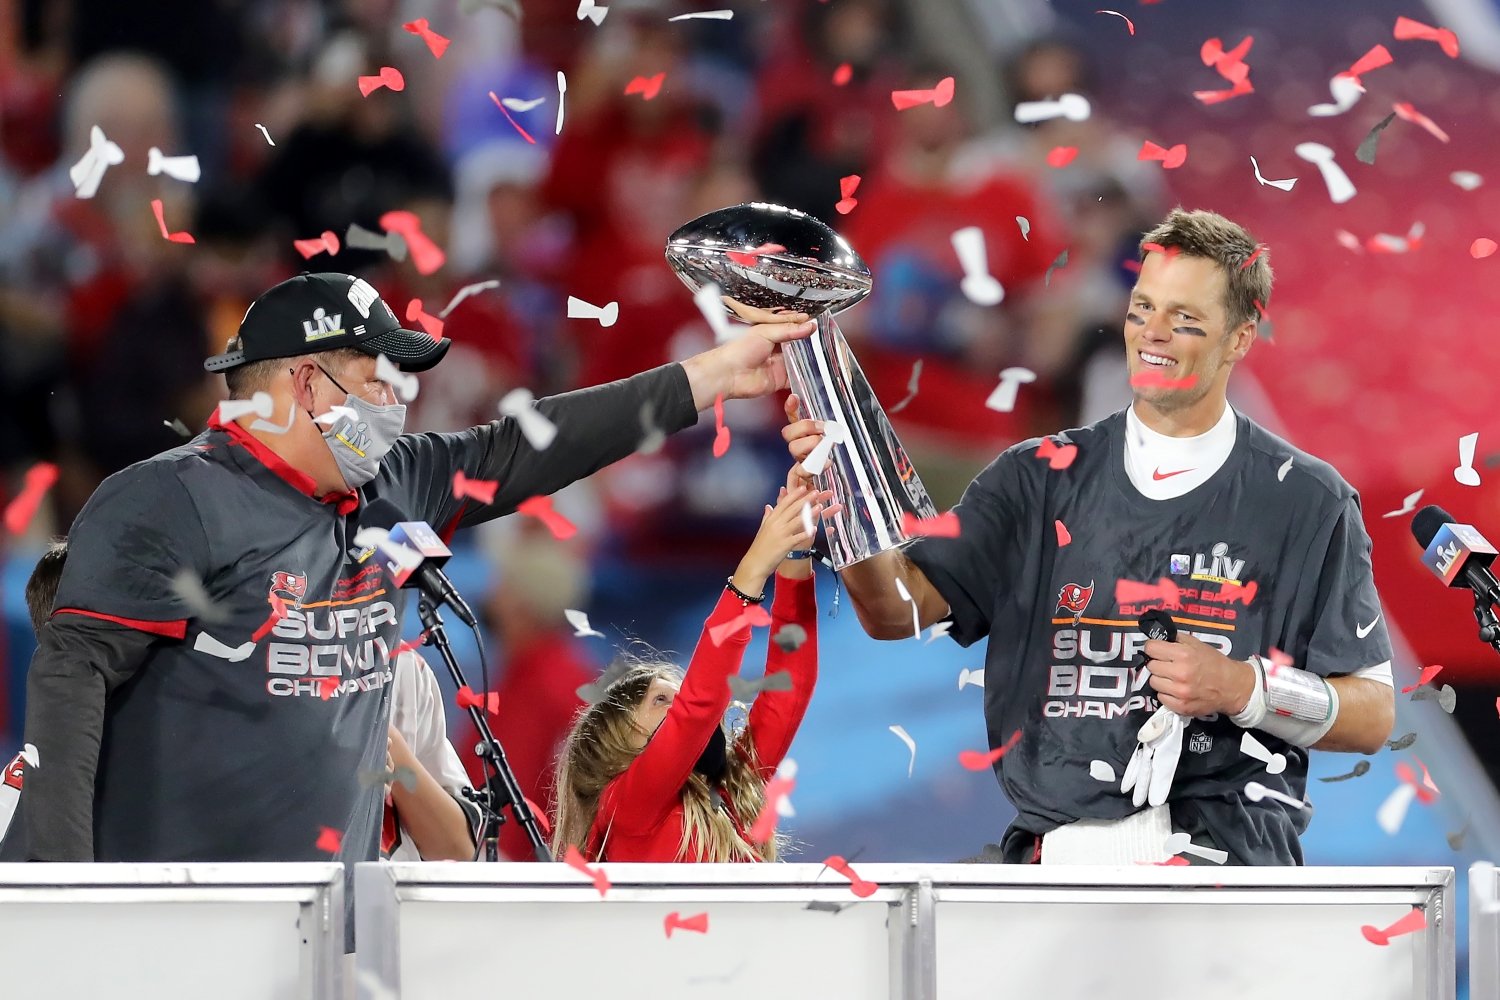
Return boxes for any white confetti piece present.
[1244,780,1305,809]
[171,569,229,623]
[1016,216,1030,241]
[957,666,983,689]
[354,527,423,572]
[800,420,845,476]
[1451,170,1484,191]
[250,399,296,435]
[1383,489,1424,518]
[1239,731,1287,774]
[439,279,500,318]
[669,9,733,19]
[565,609,605,638]
[501,97,546,112]
[800,500,816,539]
[1308,74,1364,117]
[556,72,567,134]
[254,123,275,146]
[147,147,201,183]
[20,743,39,768]
[1163,831,1228,864]
[499,388,558,450]
[1294,142,1356,203]
[1013,93,1090,123]
[1249,155,1296,192]
[193,631,257,662]
[217,392,275,423]
[950,227,1004,306]
[313,405,358,426]
[1377,782,1418,835]
[567,295,619,327]
[893,577,920,639]
[927,621,953,644]
[694,281,735,343]
[1455,432,1480,486]
[888,725,917,776]
[375,354,420,402]
[1277,456,1293,481]
[69,125,124,199]
[1089,759,1114,782]
[984,367,1036,413]
[576,0,607,25]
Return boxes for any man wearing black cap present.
[0,272,815,871]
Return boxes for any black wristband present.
[725,577,766,604]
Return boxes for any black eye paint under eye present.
[1172,325,1207,337]
[1126,312,1145,325]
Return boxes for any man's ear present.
[287,357,319,411]
[1225,319,1257,363]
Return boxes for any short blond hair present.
[1139,208,1271,331]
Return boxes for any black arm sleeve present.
[0,616,157,861]
[375,363,699,530]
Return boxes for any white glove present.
[1120,706,1186,807]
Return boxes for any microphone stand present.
[416,595,553,862]
[1472,590,1500,658]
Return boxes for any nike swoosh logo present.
[1152,467,1193,481]
[1356,614,1380,639]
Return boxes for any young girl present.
[553,475,830,863]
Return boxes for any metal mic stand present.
[416,595,553,861]
[1473,590,1500,657]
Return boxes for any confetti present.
[1096,10,1134,34]
[501,97,545,112]
[1035,437,1077,470]
[1141,241,1180,261]
[255,124,275,145]
[928,621,953,643]
[345,222,408,262]
[890,76,954,110]
[1383,489,1424,518]
[800,501,816,539]
[489,91,537,144]
[294,231,341,259]
[638,401,666,455]
[1447,820,1469,851]
[1393,16,1458,58]
[1089,760,1115,782]
[147,147,200,183]
[1044,249,1069,287]
[359,765,418,793]
[1138,140,1187,169]
[824,855,878,897]
[164,418,191,437]
[801,420,846,476]
[835,174,860,215]
[887,359,923,413]
[69,125,123,198]
[4,462,59,535]
[150,199,195,243]
[957,666,983,688]
[439,280,500,318]
[888,725,917,777]
[695,282,734,343]
[217,392,274,423]
[1377,782,1418,835]
[193,631,256,662]
[772,624,807,653]
[1016,216,1031,240]
[456,685,500,714]
[1114,577,1182,609]
[499,388,558,451]
[624,72,666,100]
[170,569,229,623]
[402,18,451,58]
[1014,94,1090,123]
[805,900,847,914]
[452,470,498,504]
[1455,431,1481,486]
[1239,732,1287,774]
[1452,171,1484,191]
[248,594,289,642]
[1387,733,1417,751]
[1277,456,1293,481]
[576,0,607,26]
[380,210,445,274]
[1130,370,1198,390]
[375,354,420,402]
[984,366,1036,412]
[316,827,343,854]
[567,296,620,327]
[249,399,295,435]
[1473,239,1498,259]
[576,660,631,704]
[565,609,605,638]
[1355,112,1396,165]
[1365,221,1424,255]
[1400,664,1443,694]
[1249,155,1296,191]
[1410,684,1457,713]
[564,845,611,895]
[901,511,960,537]
[1393,102,1449,143]
[728,670,793,701]
[1045,145,1079,168]
[894,577,920,640]
[1055,520,1072,546]
[669,9,732,20]
[664,911,710,937]
[749,758,797,843]
[556,72,567,135]
[1163,831,1228,864]
[1319,760,1371,782]
[1240,247,1265,270]
[319,676,344,700]
[358,66,406,97]
[1361,908,1426,946]
[958,730,1022,771]
[951,227,1004,306]
[832,63,852,86]
[19,743,38,769]
[1195,36,1254,103]
[1342,44,1394,86]
[725,242,786,268]
[1308,74,1366,117]
[709,605,772,647]
[517,495,577,539]
[1243,781,1304,809]
[712,393,731,457]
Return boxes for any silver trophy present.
[666,202,937,569]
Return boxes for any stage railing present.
[0,862,344,999]
[356,862,1454,1000]
[1473,863,1500,1000]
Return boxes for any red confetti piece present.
[1138,140,1187,169]
[315,826,343,853]
[1035,437,1077,470]
[1046,145,1079,168]
[709,604,772,647]
[1268,647,1294,669]
[712,393,731,457]
[150,198,195,243]
[958,730,1022,770]
[836,174,860,215]
[251,593,289,643]
[1122,259,1142,274]
[452,470,498,504]
[823,855,878,897]
[1401,664,1443,694]
[1240,246,1265,270]
[1472,239,1497,259]
[1392,102,1450,143]
[1096,10,1134,34]
[1055,520,1071,546]
[891,76,954,110]
[402,17,451,58]
[1253,298,1270,324]
[1195,36,1253,103]
[901,511,961,537]
[1115,577,1182,610]
[358,66,406,97]
[664,911,710,937]
[624,72,666,100]
[1152,855,1193,866]
[1141,241,1181,261]
[1361,908,1426,945]
[1217,579,1258,606]
[380,210,446,275]
[749,773,796,844]
[392,633,429,658]
[517,495,577,539]
[294,230,340,259]
[563,844,611,896]
[4,462,59,535]
[725,242,785,267]
[1393,16,1459,59]
[1340,44,1392,84]
[523,796,551,835]
[489,91,537,144]
[317,676,340,700]
[832,62,853,85]
[1395,761,1438,805]
[456,685,500,714]
[1130,370,1199,390]
[405,298,444,339]
[1195,77,1253,104]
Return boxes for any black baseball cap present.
[204,272,450,373]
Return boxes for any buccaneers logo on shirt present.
[270,571,308,601]
[1056,581,1094,615]
[2,752,23,790]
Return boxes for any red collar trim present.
[209,411,360,515]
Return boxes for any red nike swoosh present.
[1152,467,1193,480]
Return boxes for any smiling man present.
[784,208,1395,865]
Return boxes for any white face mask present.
[315,367,406,488]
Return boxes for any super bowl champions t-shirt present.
[906,408,1392,865]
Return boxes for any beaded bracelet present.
[725,577,766,604]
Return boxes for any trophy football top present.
[665,202,873,319]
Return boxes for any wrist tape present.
[1230,655,1339,748]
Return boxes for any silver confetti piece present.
[727,670,793,702]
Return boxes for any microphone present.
[359,497,479,627]
[1411,504,1500,605]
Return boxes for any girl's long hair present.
[552,654,778,863]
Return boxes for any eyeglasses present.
[316,363,398,406]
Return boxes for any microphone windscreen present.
[1137,608,1177,643]
[1411,505,1456,549]
[360,496,409,532]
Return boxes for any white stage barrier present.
[1473,863,1500,1000]
[356,862,1454,1000]
[0,862,344,1000]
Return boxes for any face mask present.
[318,391,406,489]
[694,724,728,784]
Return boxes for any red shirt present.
[586,575,817,862]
